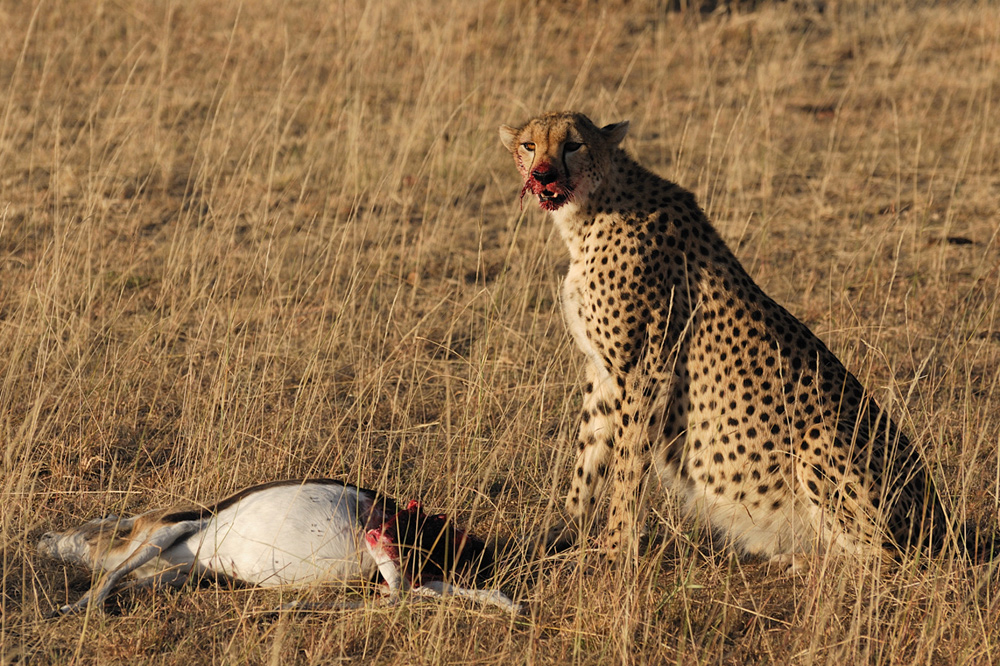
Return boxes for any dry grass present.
[2,0,999,663]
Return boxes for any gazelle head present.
[373,500,494,587]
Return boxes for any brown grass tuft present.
[2,0,999,663]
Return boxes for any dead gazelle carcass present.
[38,479,519,614]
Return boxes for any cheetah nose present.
[531,169,558,185]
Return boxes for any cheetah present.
[499,111,949,567]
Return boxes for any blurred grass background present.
[1,1,999,663]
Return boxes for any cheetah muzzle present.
[519,162,572,211]
[500,111,954,568]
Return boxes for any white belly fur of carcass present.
[178,483,376,586]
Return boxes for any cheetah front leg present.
[545,365,622,551]
[604,374,668,561]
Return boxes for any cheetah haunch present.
[500,111,947,566]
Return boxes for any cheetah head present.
[499,112,629,212]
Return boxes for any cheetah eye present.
[564,142,583,153]
[521,142,535,152]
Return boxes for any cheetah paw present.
[767,553,810,574]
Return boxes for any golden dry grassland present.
[2,0,1000,664]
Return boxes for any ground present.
[1,1,999,664]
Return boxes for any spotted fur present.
[500,111,947,566]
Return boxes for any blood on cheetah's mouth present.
[518,177,572,211]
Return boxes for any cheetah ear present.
[498,125,520,152]
[601,121,629,146]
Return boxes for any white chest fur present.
[561,265,611,384]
